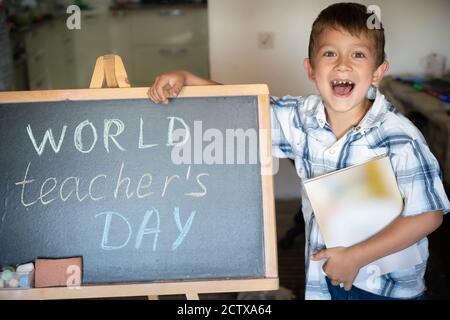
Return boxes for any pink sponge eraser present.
[35,257,82,288]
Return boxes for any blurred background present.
[0,0,449,299]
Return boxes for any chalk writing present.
[95,208,195,251]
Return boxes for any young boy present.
[147,3,449,300]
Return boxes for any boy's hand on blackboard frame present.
[148,71,187,105]
[148,71,221,105]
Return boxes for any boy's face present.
[304,27,388,116]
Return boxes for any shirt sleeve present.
[390,138,450,217]
[270,95,302,159]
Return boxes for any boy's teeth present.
[332,80,353,85]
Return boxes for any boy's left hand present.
[310,247,361,291]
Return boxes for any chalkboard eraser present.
[35,257,82,288]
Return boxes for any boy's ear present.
[303,58,315,82]
[372,60,389,85]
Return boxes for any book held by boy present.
[303,155,423,284]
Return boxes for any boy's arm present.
[311,210,443,290]
[148,70,222,104]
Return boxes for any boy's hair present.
[308,2,386,67]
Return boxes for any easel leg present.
[186,293,200,300]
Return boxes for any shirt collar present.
[313,86,389,132]
[358,87,389,131]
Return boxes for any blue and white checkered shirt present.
[270,88,450,300]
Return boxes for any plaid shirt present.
[270,88,450,300]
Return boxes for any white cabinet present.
[130,8,208,46]
[73,10,109,88]
[46,18,76,89]
[108,10,133,80]
[133,45,209,85]
[22,7,208,90]
[109,7,209,87]
[25,23,51,90]
[24,16,83,90]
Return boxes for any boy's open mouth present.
[330,79,355,97]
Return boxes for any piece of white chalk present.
[19,275,30,288]
[8,278,19,288]
[1,269,14,281]
[16,263,34,273]
[0,279,4,288]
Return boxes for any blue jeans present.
[325,277,426,300]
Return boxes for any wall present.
[208,0,450,199]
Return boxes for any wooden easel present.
[0,57,278,300]
[89,54,130,89]
[88,54,199,300]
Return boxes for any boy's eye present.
[323,51,337,57]
[353,52,366,59]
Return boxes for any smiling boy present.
[147,3,449,300]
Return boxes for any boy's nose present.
[334,57,352,72]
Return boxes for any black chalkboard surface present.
[0,86,276,289]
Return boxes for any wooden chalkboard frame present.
[0,84,278,300]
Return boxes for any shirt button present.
[355,126,361,132]
[329,149,335,155]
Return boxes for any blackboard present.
[0,85,277,297]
